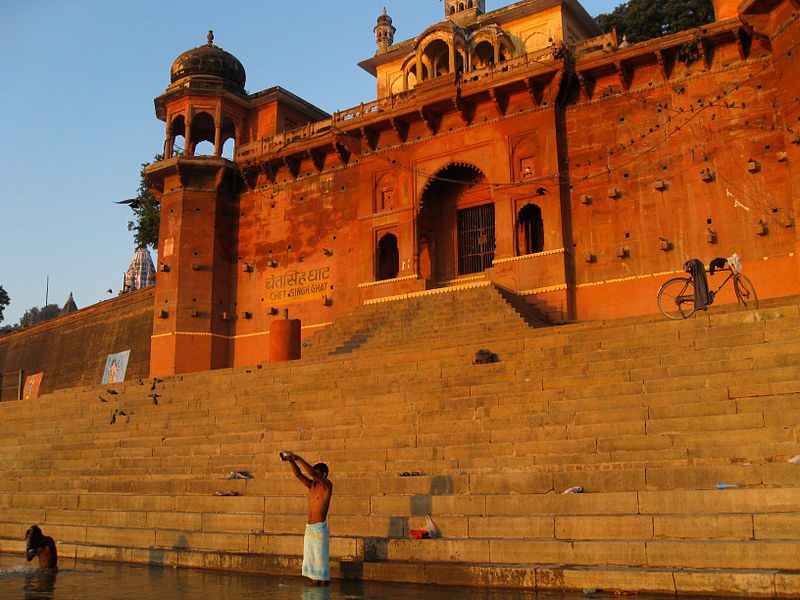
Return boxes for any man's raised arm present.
[283,451,321,487]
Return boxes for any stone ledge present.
[5,545,796,597]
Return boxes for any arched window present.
[376,233,399,281]
[498,39,514,62]
[405,62,418,90]
[221,117,236,160]
[221,139,234,160]
[169,115,186,157]
[422,39,450,80]
[473,40,495,70]
[518,203,544,255]
[190,112,215,156]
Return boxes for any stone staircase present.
[0,285,798,597]
[301,281,548,358]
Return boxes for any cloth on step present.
[684,258,711,311]
[302,521,330,582]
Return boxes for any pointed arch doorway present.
[418,164,494,283]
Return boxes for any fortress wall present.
[565,30,800,319]
[0,288,154,399]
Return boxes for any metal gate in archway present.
[457,203,495,275]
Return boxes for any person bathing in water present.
[281,451,332,586]
[25,525,58,572]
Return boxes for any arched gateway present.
[418,164,494,283]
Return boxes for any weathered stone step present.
[5,485,797,518]
[370,537,800,570]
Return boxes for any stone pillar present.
[184,116,193,157]
[214,106,222,156]
[164,121,173,159]
[269,309,301,362]
[214,124,222,157]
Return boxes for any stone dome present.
[170,31,246,90]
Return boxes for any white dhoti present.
[302,521,330,582]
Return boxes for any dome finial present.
[170,31,246,90]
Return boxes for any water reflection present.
[302,585,331,600]
[0,554,729,600]
[23,571,56,600]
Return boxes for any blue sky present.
[0,0,619,326]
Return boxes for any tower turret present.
[146,31,245,377]
[374,8,396,53]
[445,0,485,25]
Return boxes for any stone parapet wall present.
[0,289,154,399]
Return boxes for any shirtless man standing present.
[282,451,333,585]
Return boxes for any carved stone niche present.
[519,156,536,179]
[375,171,397,213]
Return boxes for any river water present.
[0,554,716,600]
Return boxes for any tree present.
[18,304,60,329]
[0,285,9,323]
[125,154,162,250]
[596,0,715,44]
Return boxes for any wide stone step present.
[1,291,799,596]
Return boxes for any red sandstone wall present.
[565,26,800,319]
[229,100,565,366]
[144,0,800,376]
[224,17,800,354]
[0,289,154,399]
[763,2,800,270]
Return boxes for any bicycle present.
[657,255,758,320]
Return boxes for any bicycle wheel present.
[734,273,759,310]
[657,277,696,320]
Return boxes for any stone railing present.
[236,46,565,161]
[575,31,618,56]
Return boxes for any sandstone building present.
[144,0,800,376]
[0,3,798,594]
[1,0,798,387]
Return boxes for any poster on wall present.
[102,350,131,384]
[23,372,43,400]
